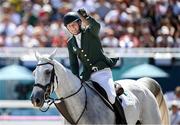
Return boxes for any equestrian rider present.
[63,9,127,124]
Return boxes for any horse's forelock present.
[35,50,55,62]
[37,56,53,64]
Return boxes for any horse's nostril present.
[31,95,43,107]
[35,98,41,104]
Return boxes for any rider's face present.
[66,21,80,35]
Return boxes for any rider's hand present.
[77,8,88,18]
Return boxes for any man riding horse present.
[63,9,126,124]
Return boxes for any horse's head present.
[31,50,57,108]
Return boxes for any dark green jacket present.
[67,16,118,80]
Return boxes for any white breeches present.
[90,68,116,104]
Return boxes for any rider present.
[63,9,127,124]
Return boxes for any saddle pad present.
[119,90,136,109]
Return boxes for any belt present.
[90,61,109,73]
[91,66,99,72]
[91,64,108,73]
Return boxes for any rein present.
[33,62,88,124]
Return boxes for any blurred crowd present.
[0,0,180,48]
[165,86,180,125]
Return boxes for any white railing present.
[0,100,55,108]
[0,100,33,108]
[0,101,63,125]
[0,47,180,58]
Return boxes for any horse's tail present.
[137,77,170,125]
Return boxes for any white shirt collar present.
[74,33,82,48]
[74,33,81,39]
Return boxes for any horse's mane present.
[37,55,79,80]
[54,59,81,84]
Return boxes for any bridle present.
[34,62,57,101]
[33,62,87,124]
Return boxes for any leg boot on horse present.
[112,97,127,124]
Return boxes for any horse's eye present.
[45,70,51,75]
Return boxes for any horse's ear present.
[49,49,57,59]
[32,69,35,76]
[35,51,41,60]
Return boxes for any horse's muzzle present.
[31,95,44,107]
[30,91,44,108]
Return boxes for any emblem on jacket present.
[73,47,77,52]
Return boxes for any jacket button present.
[87,59,89,61]
[84,54,87,57]
[81,50,84,52]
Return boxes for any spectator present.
[119,26,140,48]
[155,0,169,26]
[160,17,175,36]
[95,0,111,20]
[175,86,180,100]
[73,0,95,12]
[38,4,52,26]
[139,28,155,47]
[0,14,16,37]
[27,3,41,26]
[101,28,119,47]
[1,1,21,25]
[165,86,180,102]
[104,2,120,25]
[174,23,180,47]
[170,100,180,125]
[28,26,48,47]
[11,25,30,47]
[51,31,67,47]
[156,26,174,47]
[172,0,180,16]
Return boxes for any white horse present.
[31,50,170,125]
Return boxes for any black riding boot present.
[112,97,127,124]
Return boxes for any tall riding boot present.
[112,97,127,124]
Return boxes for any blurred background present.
[0,0,179,124]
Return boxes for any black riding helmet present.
[63,12,81,26]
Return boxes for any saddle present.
[91,81,124,100]
[90,81,127,124]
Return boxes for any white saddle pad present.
[119,90,136,109]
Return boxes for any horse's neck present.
[53,60,86,121]
[53,60,116,124]
[53,60,81,97]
